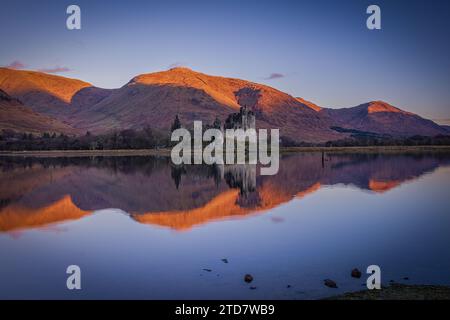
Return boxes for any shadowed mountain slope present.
[0,89,78,134]
[322,101,447,137]
[0,68,91,116]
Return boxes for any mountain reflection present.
[1,152,450,232]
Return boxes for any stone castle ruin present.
[224,105,256,131]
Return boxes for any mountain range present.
[0,67,447,143]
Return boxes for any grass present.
[281,145,450,153]
[0,148,172,157]
[1,145,450,157]
[328,284,450,300]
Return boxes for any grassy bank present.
[1,145,450,157]
[328,284,450,300]
[0,148,172,157]
[281,145,450,153]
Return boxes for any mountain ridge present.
[322,101,446,137]
[0,67,447,142]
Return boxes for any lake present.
[1,152,450,299]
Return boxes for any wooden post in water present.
[321,151,325,168]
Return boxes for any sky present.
[1,0,450,122]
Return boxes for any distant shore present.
[1,145,450,157]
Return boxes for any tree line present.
[281,134,450,147]
[0,127,170,151]
[1,115,450,151]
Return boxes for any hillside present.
[69,67,343,142]
[322,101,447,137]
[0,89,77,135]
[0,67,91,115]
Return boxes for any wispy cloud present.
[167,62,187,69]
[5,60,25,69]
[38,66,71,73]
[264,73,285,80]
[3,61,72,74]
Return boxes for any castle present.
[224,105,256,131]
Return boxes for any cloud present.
[167,62,187,69]
[264,73,285,80]
[3,61,71,74]
[38,66,71,73]
[5,60,25,69]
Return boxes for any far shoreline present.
[1,145,450,157]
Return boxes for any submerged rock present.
[221,259,229,264]
[244,274,254,283]
[351,268,362,278]
[324,279,338,288]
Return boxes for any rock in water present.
[324,279,338,288]
[244,274,254,283]
[351,268,362,278]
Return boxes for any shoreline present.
[281,145,450,153]
[1,145,450,157]
[328,283,450,300]
[0,149,173,157]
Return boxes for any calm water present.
[1,152,450,299]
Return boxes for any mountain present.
[0,67,92,116]
[0,89,77,135]
[69,67,343,142]
[0,67,447,142]
[0,67,344,142]
[321,101,447,137]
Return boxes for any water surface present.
[1,152,450,299]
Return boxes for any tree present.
[171,114,182,132]
[143,126,155,148]
[212,117,221,130]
